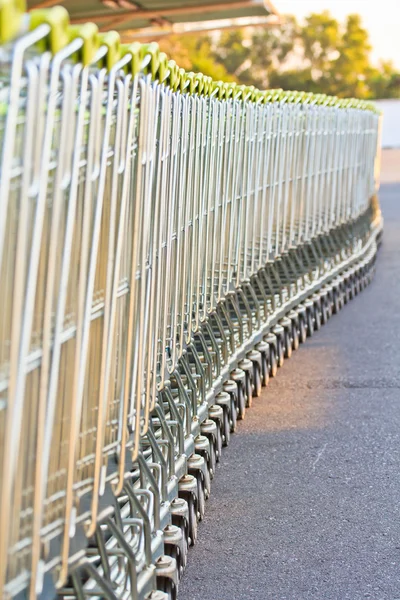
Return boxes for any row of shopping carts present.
[0,2,383,599]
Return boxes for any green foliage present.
[159,11,400,99]
[213,31,250,76]
[332,14,372,98]
[158,34,235,81]
[302,10,340,77]
[245,14,300,88]
[368,61,400,99]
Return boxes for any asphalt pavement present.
[178,181,400,600]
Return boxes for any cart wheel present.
[321,300,327,325]
[269,345,278,377]
[348,278,354,301]
[299,316,307,344]
[187,495,198,546]
[252,363,262,397]
[339,288,345,309]
[237,382,246,420]
[362,268,368,289]
[314,304,321,331]
[354,274,359,296]
[292,322,299,351]
[245,370,253,407]
[327,299,333,319]
[261,352,269,386]
[165,543,182,580]
[332,290,340,314]
[208,437,216,479]
[307,309,314,337]
[343,279,350,304]
[359,271,365,291]
[358,272,363,293]
[171,513,188,559]
[222,407,230,447]
[284,328,292,359]
[215,423,223,462]
[230,395,237,432]
[180,524,188,567]
[203,458,212,499]
[197,475,205,520]
[277,335,285,367]
[159,579,177,600]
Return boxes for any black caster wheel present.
[353,275,359,296]
[180,526,188,567]
[326,291,333,318]
[201,420,218,478]
[222,406,230,447]
[358,272,364,292]
[332,289,340,314]
[269,345,278,377]
[284,328,292,359]
[351,276,356,298]
[321,299,328,325]
[292,321,299,351]
[208,436,217,479]
[353,274,358,295]
[347,278,353,301]
[165,537,183,580]
[342,277,348,303]
[230,394,237,432]
[185,494,198,546]
[215,424,223,461]
[202,459,211,500]
[196,474,205,521]
[299,315,307,344]
[339,290,345,310]
[314,304,321,331]
[209,407,223,462]
[359,270,365,291]
[169,519,189,572]
[171,507,189,562]
[236,380,246,420]
[356,271,362,294]
[307,309,314,337]
[245,370,253,408]
[158,579,177,600]
[252,362,262,397]
[194,440,212,495]
[277,335,285,367]
[326,300,332,320]
[342,282,348,304]
[261,352,270,386]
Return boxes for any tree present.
[159,11,400,99]
[367,61,400,99]
[245,14,299,88]
[213,30,251,78]
[158,34,234,81]
[302,11,340,78]
[268,68,316,93]
[264,11,400,98]
[331,14,372,98]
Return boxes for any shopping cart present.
[0,2,382,598]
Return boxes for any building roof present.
[27,0,279,39]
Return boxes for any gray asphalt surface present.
[178,183,400,600]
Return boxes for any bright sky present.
[276,0,400,68]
